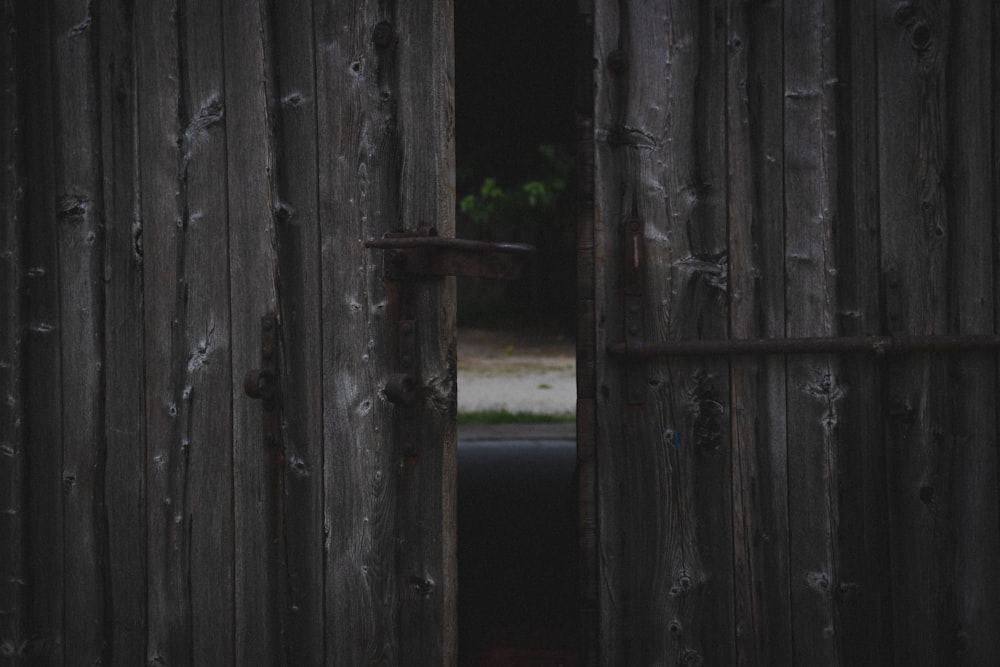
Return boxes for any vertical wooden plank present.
[575,0,598,663]
[222,0,281,662]
[139,1,236,661]
[877,2,953,663]
[317,1,400,663]
[594,0,733,663]
[591,0,622,657]
[682,4,735,664]
[17,0,64,661]
[50,0,108,662]
[98,0,148,662]
[137,0,187,658]
[744,2,792,664]
[725,1,759,664]
[176,1,237,663]
[0,0,27,659]
[394,1,458,663]
[832,0,891,663]
[318,0,456,662]
[945,1,1000,662]
[270,1,325,662]
[782,0,840,664]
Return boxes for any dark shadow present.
[455,0,580,664]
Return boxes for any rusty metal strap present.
[607,333,1000,360]
[366,232,535,281]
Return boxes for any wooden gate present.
[5,1,1000,666]
[582,0,1000,665]
[2,0,456,664]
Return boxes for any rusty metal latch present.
[365,226,535,281]
[366,227,535,455]
[244,312,281,449]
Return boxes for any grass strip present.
[456,409,575,425]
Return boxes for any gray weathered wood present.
[271,1,326,662]
[20,1,65,662]
[832,0,891,663]
[943,2,1000,663]
[744,2,793,664]
[783,1,841,665]
[53,1,107,661]
[318,0,456,663]
[0,0,26,661]
[878,3,957,664]
[725,1,759,663]
[98,0,147,662]
[595,0,735,663]
[222,1,282,663]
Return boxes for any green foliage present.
[458,144,571,229]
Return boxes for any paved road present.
[457,328,576,416]
[457,435,578,663]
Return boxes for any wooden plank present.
[50,0,108,660]
[173,1,238,663]
[590,0,621,659]
[17,1,65,661]
[725,2,759,664]
[97,0,148,661]
[744,3,792,664]
[575,0,597,662]
[270,1,326,663]
[594,0,734,663]
[944,2,1000,662]
[877,1,953,663]
[137,1,214,660]
[318,0,456,662]
[394,2,457,663]
[831,0,891,663]
[0,0,27,659]
[317,2,403,663]
[782,0,841,664]
[221,0,281,663]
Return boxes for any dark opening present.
[455,1,580,665]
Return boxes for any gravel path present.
[457,328,576,416]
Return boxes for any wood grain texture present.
[394,1,458,663]
[0,0,27,660]
[317,0,456,663]
[19,1,65,662]
[832,0,891,663]
[783,1,841,665]
[52,2,108,660]
[942,2,1000,662]
[878,2,957,664]
[270,0,325,662]
[221,0,281,663]
[594,0,734,663]
[744,3,793,664]
[725,1,758,663]
[97,0,147,662]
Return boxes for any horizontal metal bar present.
[365,235,535,256]
[607,334,1000,359]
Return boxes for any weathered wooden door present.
[581,0,1000,665]
[2,0,457,664]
